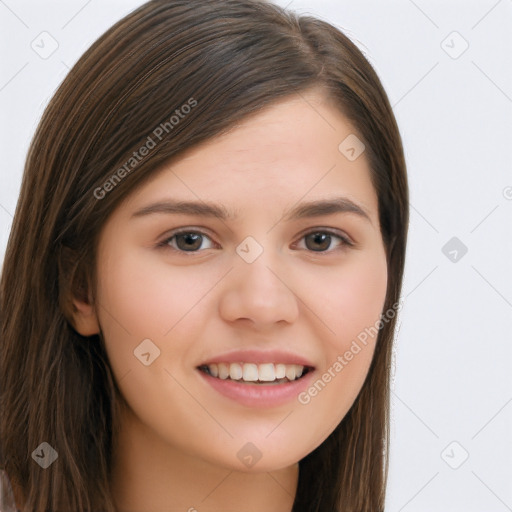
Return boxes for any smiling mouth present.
[198,362,313,385]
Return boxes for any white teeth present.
[218,363,229,380]
[275,364,286,379]
[209,363,218,378]
[204,362,306,382]
[258,363,275,382]
[242,363,258,381]
[229,362,243,380]
[285,365,296,381]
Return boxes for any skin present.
[72,87,388,512]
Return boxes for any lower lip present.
[197,369,315,408]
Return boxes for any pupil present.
[306,232,330,251]
[177,233,201,251]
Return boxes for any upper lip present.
[198,349,315,368]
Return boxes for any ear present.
[58,244,100,337]
[71,292,100,337]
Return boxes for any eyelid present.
[156,226,355,255]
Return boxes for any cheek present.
[93,251,218,437]
[294,248,388,433]
[305,247,388,352]
[331,249,388,373]
[335,254,388,337]
[96,249,204,339]
[94,248,222,387]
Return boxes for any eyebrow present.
[131,197,372,224]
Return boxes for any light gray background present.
[1,0,511,510]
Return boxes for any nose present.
[218,251,299,330]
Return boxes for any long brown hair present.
[0,0,409,510]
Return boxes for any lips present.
[196,349,315,390]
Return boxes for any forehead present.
[120,89,379,225]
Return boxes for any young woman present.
[0,0,409,510]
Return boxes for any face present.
[79,88,388,473]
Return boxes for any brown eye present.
[305,232,332,252]
[159,230,216,253]
[297,230,353,253]
[174,232,203,251]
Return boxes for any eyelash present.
[156,227,354,256]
